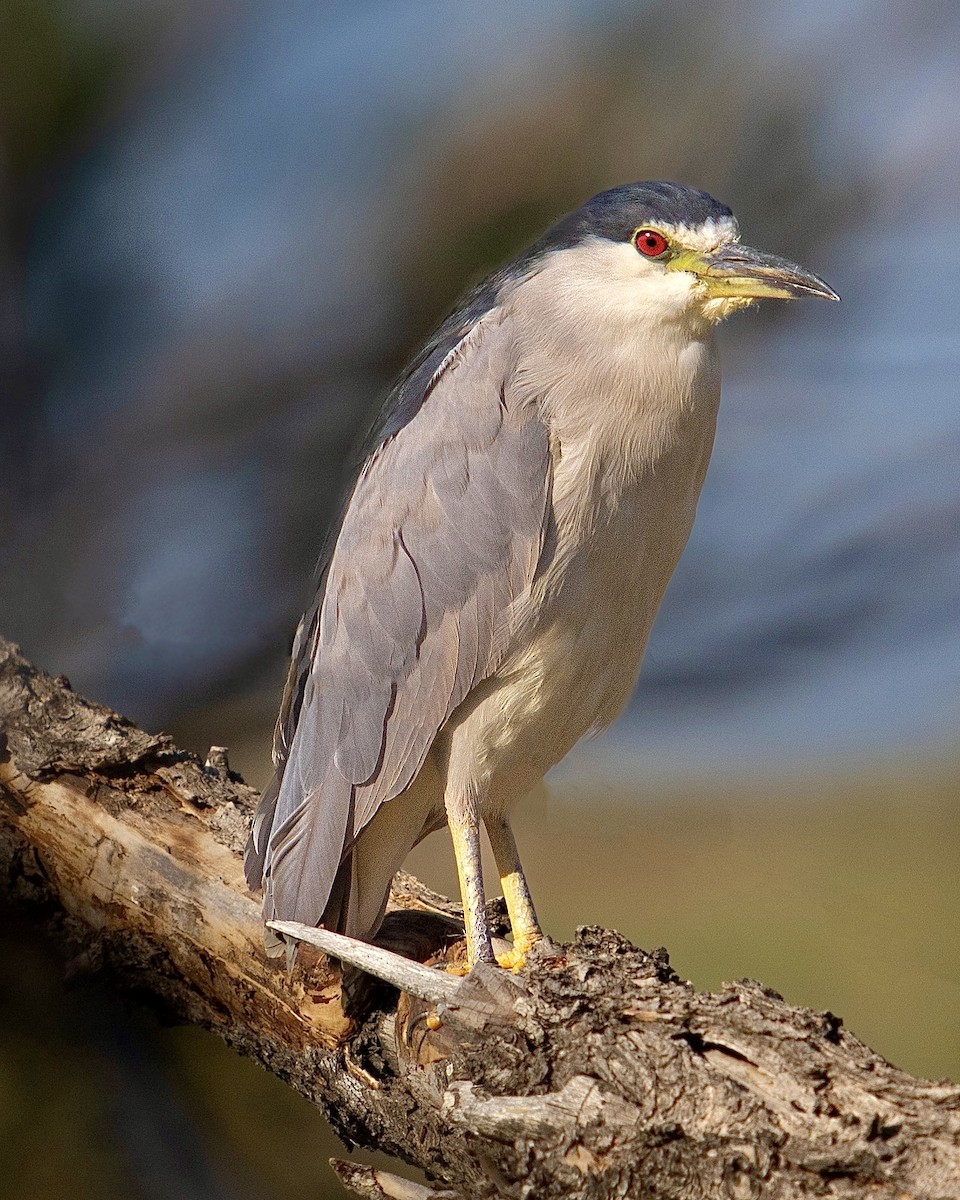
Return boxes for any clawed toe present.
[495,946,528,971]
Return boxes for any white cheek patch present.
[518,229,747,331]
[512,239,704,346]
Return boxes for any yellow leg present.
[485,815,542,970]
[446,799,495,967]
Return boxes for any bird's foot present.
[447,953,522,973]
[441,932,541,974]
[495,945,527,971]
[495,932,542,972]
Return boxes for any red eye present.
[634,229,669,258]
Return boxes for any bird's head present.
[532,181,839,326]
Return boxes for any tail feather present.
[244,772,280,890]
[245,744,443,953]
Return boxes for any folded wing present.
[244,304,551,934]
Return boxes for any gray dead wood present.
[0,636,958,1199]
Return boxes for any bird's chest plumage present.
[484,320,721,782]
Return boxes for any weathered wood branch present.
[1,636,958,1199]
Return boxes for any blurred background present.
[1,0,958,1196]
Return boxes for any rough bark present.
[0,636,957,1200]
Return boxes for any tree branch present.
[1,636,957,1199]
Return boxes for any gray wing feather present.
[246,304,551,930]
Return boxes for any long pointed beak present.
[696,243,840,302]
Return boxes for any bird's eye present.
[634,229,670,258]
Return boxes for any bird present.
[245,180,838,971]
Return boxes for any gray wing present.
[245,304,551,931]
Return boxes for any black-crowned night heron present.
[245,181,838,970]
